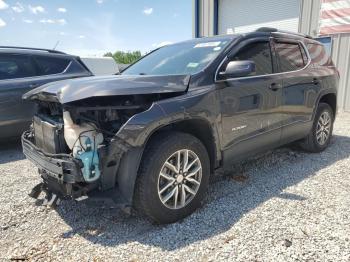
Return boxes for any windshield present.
[122,40,231,76]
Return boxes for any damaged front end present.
[21,75,189,208]
[22,96,155,206]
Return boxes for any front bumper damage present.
[21,101,166,211]
[22,130,94,200]
[22,130,131,208]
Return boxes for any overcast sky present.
[0,0,192,56]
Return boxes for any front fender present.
[115,102,168,147]
[116,86,219,147]
[113,100,193,205]
[112,88,220,205]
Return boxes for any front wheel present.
[300,103,334,152]
[134,132,210,224]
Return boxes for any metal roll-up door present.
[218,0,300,34]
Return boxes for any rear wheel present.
[300,103,334,152]
[134,132,210,224]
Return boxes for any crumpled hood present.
[23,74,190,104]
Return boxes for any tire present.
[300,103,334,153]
[134,131,210,224]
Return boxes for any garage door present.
[218,0,300,34]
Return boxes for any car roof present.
[175,28,313,46]
[0,46,74,57]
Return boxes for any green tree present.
[104,50,142,64]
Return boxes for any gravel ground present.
[1,114,350,262]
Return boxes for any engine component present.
[63,111,103,182]
[63,111,103,152]
[75,138,101,182]
[33,115,67,154]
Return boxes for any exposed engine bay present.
[32,94,161,180]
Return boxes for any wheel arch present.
[319,92,337,117]
[116,117,221,206]
[145,118,220,173]
[313,90,337,121]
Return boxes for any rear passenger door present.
[272,39,320,141]
[0,53,39,138]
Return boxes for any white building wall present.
[194,0,213,37]
[299,0,350,112]
[218,0,300,34]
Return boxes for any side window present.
[231,41,273,76]
[34,56,70,76]
[275,42,305,72]
[66,60,90,74]
[0,54,36,80]
[307,43,331,66]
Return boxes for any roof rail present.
[255,27,313,39]
[255,27,278,33]
[0,46,66,54]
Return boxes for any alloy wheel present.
[316,111,331,145]
[157,149,202,209]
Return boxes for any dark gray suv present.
[0,47,92,139]
[22,28,338,224]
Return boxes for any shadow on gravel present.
[56,134,350,251]
[0,138,24,164]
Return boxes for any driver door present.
[216,38,284,166]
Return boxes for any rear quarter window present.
[306,43,332,66]
[66,59,91,74]
[34,56,70,76]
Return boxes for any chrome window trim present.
[214,40,311,83]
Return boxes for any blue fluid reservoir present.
[76,138,101,182]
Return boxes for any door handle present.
[312,78,319,85]
[269,83,280,91]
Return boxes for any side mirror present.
[220,60,256,78]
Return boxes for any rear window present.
[275,42,305,72]
[34,56,70,75]
[0,54,36,80]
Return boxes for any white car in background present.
[80,57,119,75]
